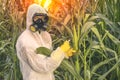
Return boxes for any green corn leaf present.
[77,23,81,41]
[83,14,91,23]
[88,16,99,21]
[105,30,120,45]
[81,21,95,36]
[86,70,91,80]
[91,27,101,42]
[65,26,73,38]
[73,25,78,50]
[75,56,80,74]
[98,58,120,80]
[91,58,115,75]
[36,47,52,56]
[96,14,116,32]
[105,47,118,60]
[91,27,105,49]
[61,60,83,80]
[118,22,120,25]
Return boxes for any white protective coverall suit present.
[16,4,65,80]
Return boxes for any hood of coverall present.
[26,4,47,30]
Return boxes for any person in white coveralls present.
[16,4,75,80]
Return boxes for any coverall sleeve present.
[24,47,65,73]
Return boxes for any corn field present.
[0,0,120,80]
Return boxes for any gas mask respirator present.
[30,13,49,32]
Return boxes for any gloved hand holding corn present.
[60,40,76,58]
[37,40,76,58]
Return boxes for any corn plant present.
[0,0,120,80]
[0,0,23,80]
[52,0,120,80]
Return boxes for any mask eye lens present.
[43,15,49,23]
[33,13,49,23]
[33,16,39,22]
